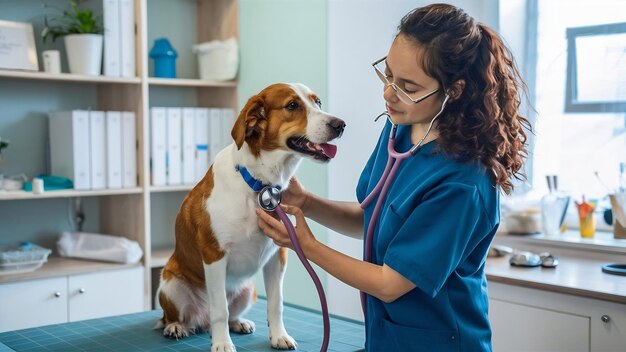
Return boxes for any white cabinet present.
[0,267,143,332]
[68,267,144,322]
[489,282,626,352]
[0,277,68,332]
[490,298,589,351]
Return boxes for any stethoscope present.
[359,95,449,316]
[258,186,330,352]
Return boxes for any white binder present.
[166,108,182,185]
[89,111,107,190]
[182,108,196,185]
[106,111,123,189]
[48,110,91,190]
[221,108,235,148]
[209,108,222,163]
[121,111,137,188]
[119,0,135,77]
[194,108,210,182]
[103,0,121,77]
[151,107,167,186]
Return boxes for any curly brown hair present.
[398,4,532,194]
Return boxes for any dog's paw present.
[163,322,190,340]
[211,342,237,352]
[270,333,297,350]
[229,318,256,334]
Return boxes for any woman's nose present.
[383,84,399,103]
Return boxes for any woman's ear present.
[231,95,266,150]
[447,80,466,101]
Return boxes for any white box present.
[105,111,123,189]
[121,111,137,188]
[192,38,238,81]
[103,0,121,77]
[89,111,106,190]
[48,110,91,190]
[166,108,182,185]
[151,107,167,186]
[182,108,196,185]
[194,108,210,182]
[119,0,135,77]
[209,108,221,162]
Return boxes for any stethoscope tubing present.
[359,95,449,316]
[274,206,330,352]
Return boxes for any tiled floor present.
[0,298,365,351]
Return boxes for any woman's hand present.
[281,177,311,212]
[256,205,316,250]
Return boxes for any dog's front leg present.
[263,248,297,350]
[204,257,236,352]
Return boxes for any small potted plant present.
[41,0,104,76]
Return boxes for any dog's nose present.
[327,118,346,137]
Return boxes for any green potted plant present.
[41,0,104,76]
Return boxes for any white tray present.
[0,259,47,275]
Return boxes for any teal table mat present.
[0,298,364,351]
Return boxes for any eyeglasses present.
[372,56,440,105]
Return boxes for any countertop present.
[0,257,140,284]
[0,298,365,352]
[485,254,626,304]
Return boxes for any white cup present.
[32,178,44,194]
[42,50,61,74]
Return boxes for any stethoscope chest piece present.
[258,186,282,211]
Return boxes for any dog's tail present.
[153,316,166,330]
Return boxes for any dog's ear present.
[231,95,267,150]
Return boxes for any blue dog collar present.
[236,165,280,192]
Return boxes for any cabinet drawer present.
[68,266,143,322]
[0,277,68,332]
[490,298,590,352]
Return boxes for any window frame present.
[565,21,626,113]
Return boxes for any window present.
[565,22,626,113]
[531,0,626,201]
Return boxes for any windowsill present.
[495,230,626,255]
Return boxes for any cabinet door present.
[0,277,68,332]
[489,298,590,352]
[68,266,143,322]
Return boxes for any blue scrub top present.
[356,120,499,352]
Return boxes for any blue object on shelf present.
[22,175,73,191]
[149,38,178,78]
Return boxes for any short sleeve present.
[356,121,391,203]
[356,154,375,203]
[383,182,492,298]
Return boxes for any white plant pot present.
[64,34,103,76]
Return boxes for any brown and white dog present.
[155,83,345,352]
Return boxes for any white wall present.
[327,0,499,321]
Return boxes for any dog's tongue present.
[320,143,337,158]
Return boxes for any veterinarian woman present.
[257,3,530,351]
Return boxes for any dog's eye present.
[315,98,322,108]
[286,102,299,111]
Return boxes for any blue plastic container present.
[149,38,178,78]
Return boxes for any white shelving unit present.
[0,0,239,312]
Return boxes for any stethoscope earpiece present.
[258,186,282,211]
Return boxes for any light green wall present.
[239,0,329,311]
